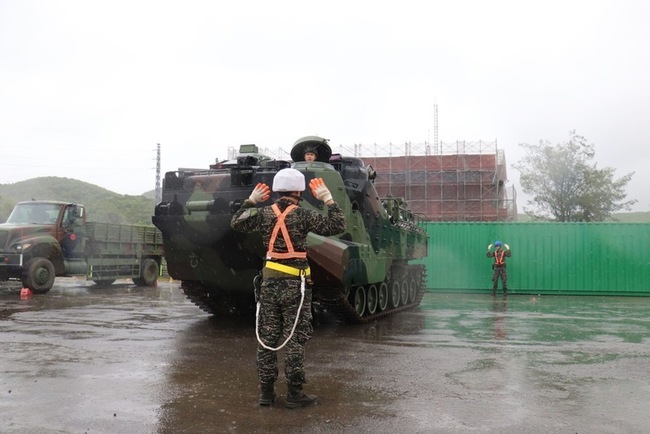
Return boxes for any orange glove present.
[248,183,270,204]
[309,178,333,202]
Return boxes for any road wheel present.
[400,279,409,305]
[390,280,401,307]
[378,282,389,311]
[408,278,418,303]
[366,284,378,315]
[353,286,366,317]
[22,258,55,294]
[133,258,159,286]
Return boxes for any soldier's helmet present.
[290,136,332,163]
[272,168,306,192]
[304,145,318,157]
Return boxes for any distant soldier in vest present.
[487,241,511,296]
[230,168,345,408]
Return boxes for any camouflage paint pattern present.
[153,143,429,322]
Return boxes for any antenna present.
[155,143,161,204]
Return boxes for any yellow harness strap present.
[265,261,311,277]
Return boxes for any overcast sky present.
[1,0,649,211]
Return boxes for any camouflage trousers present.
[492,266,508,290]
[257,277,313,387]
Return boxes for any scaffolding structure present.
[228,140,518,222]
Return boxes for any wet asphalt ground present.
[1,279,650,434]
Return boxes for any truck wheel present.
[133,258,159,287]
[22,258,55,294]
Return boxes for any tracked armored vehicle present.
[153,137,428,324]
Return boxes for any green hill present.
[3,177,648,225]
[0,177,156,225]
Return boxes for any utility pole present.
[155,143,161,204]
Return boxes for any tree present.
[513,131,636,222]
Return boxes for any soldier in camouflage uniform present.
[231,168,345,408]
[487,241,511,296]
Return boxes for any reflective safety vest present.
[494,250,506,266]
[266,204,307,260]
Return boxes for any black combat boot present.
[503,287,508,297]
[285,385,317,409]
[492,287,497,296]
[259,383,276,406]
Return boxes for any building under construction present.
[342,141,517,222]
[229,140,518,222]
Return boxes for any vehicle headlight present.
[13,242,31,251]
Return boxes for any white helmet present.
[272,168,305,192]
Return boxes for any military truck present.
[153,137,429,324]
[0,200,164,293]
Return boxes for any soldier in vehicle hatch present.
[486,241,511,296]
[290,135,332,163]
[304,147,317,162]
[230,167,345,408]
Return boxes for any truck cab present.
[5,201,87,256]
[1,200,163,294]
[1,201,86,292]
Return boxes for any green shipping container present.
[421,222,650,295]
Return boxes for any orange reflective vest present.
[266,204,307,260]
[494,250,506,266]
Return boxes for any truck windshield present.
[6,203,63,225]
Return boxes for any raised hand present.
[309,178,333,203]
[248,183,270,204]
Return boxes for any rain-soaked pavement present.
[1,279,650,434]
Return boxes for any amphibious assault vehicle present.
[153,137,428,324]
